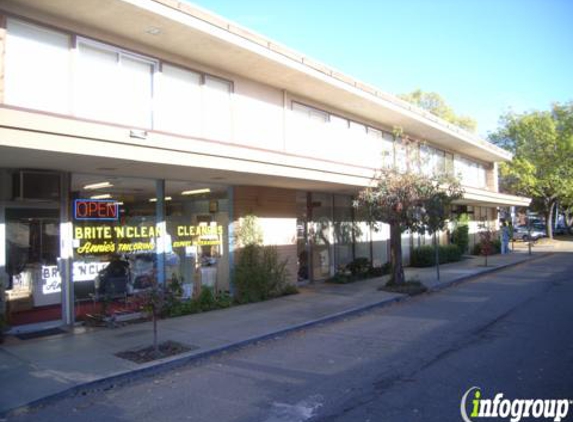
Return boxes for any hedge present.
[410,244,463,267]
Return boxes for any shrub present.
[410,245,435,267]
[472,238,501,255]
[215,292,233,309]
[346,257,371,276]
[198,287,217,311]
[368,262,391,277]
[281,284,299,296]
[442,244,463,262]
[410,244,463,267]
[452,224,469,254]
[234,244,289,304]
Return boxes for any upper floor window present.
[292,102,329,123]
[3,18,233,140]
[155,64,202,135]
[75,40,157,128]
[420,144,446,175]
[4,19,71,114]
[203,75,232,140]
[454,155,486,188]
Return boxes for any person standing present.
[501,221,510,254]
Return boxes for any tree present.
[477,224,494,267]
[355,136,463,284]
[418,177,464,280]
[135,276,173,356]
[489,102,573,238]
[399,89,477,133]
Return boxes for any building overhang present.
[456,186,531,208]
[1,0,512,163]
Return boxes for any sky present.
[184,0,573,137]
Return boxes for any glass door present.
[4,208,62,326]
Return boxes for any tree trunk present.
[546,200,556,239]
[565,210,573,228]
[390,223,405,285]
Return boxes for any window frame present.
[73,36,159,128]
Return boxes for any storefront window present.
[309,193,333,280]
[296,192,310,282]
[165,181,229,297]
[354,206,372,263]
[71,175,157,318]
[333,195,355,270]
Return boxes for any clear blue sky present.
[186,0,573,137]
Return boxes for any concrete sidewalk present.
[0,250,549,416]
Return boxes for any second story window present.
[454,155,486,188]
[204,75,232,141]
[155,64,202,135]
[75,40,157,128]
[292,102,329,123]
[4,19,72,114]
[3,18,234,141]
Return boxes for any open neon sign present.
[74,199,119,221]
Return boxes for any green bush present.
[346,257,371,276]
[452,224,469,254]
[234,244,289,304]
[442,244,463,262]
[198,287,217,311]
[215,292,233,309]
[327,260,390,284]
[368,262,391,277]
[410,244,463,267]
[410,246,435,267]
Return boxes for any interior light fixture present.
[149,197,172,203]
[90,194,112,199]
[181,188,211,196]
[84,181,113,190]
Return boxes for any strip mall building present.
[0,0,529,331]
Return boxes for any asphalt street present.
[6,252,573,422]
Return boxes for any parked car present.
[512,224,547,241]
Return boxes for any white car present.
[512,224,547,241]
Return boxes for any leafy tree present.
[418,177,464,280]
[355,134,463,284]
[489,102,573,238]
[399,89,477,132]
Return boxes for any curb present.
[0,252,552,417]
[427,252,552,293]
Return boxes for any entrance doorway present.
[4,207,62,327]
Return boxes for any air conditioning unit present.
[12,170,61,201]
